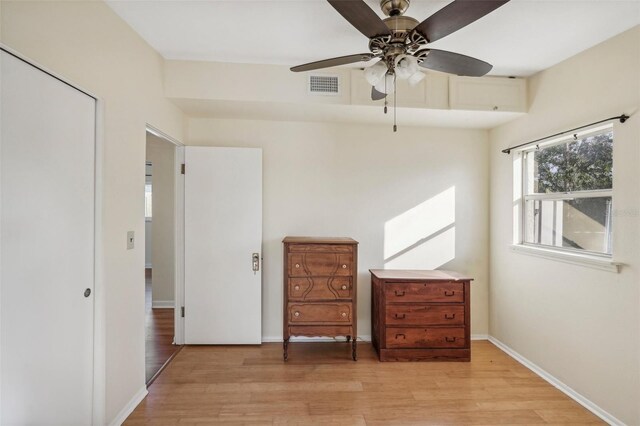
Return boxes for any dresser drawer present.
[288,253,353,277]
[289,244,352,253]
[384,282,464,303]
[288,303,352,324]
[386,305,464,325]
[289,277,352,300]
[386,327,465,349]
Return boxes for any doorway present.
[145,128,183,384]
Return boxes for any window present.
[145,183,152,218]
[520,125,613,256]
[145,161,152,219]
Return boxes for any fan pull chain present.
[384,74,388,114]
[393,74,397,132]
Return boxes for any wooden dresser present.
[283,237,358,361]
[370,269,472,362]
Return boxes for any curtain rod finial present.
[620,114,629,123]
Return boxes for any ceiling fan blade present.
[291,53,375,72]
[418,49,492,76]
[413,0,510,43]
[327,0,391,39]
[371,87,386,101]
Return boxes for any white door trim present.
[144,125,185,345]
[0,44,104,425]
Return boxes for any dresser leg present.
[283,338,289,361]
[346,335,351,342]
[352,340,357,361]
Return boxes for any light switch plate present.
[127,231,135,250]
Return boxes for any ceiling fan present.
[291,0,510,105]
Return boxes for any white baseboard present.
[151,300,174,309]
[488,336,625,426]
[262,335,372,343]
[108,385,148,426]
[471,334,489,340]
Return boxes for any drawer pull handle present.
[342,264,347,269]
[445,337,456,343]
[341,285,348,290]
[445,313,456,320]
[295,264,300,268]
[294,311,300,317]
[394,313,406,319]
[444,290,455,297]
[394,290,405,297]
[341,312,347,317]
[294,285,300,291]
[395,333,406,340]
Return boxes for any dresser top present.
[283,236,358,244]
[369,269,473,281]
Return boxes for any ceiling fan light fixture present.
[394,54,419,80]
[374,73,395,95]
[407,70,425,86]
[364,60,387,86]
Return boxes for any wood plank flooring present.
[146,269,181,384]
[126,340,603,425]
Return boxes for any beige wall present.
[489,26,640,424]
[1,1,185,423]
[187,119,491,339]
[146,134,176,306]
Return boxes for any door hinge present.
[181,306,185,317]
[180,164,185,174]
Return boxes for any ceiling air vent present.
[308,75,340,96]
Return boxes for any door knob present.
[252,253,260,274]
[84,288,91,298]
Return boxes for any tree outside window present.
[522,126,613,255]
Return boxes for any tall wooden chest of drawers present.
[283,237,358,361]
[370,269,472,362]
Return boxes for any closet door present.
[0,50,96,425]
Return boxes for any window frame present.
[518,124,614,258]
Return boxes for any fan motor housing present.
[383,15,419,35]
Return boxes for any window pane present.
[145,184,152,218]
[524,197,612,254]
[530,130,613,193]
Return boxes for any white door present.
[184,147,262,344]
[0,51,95,425]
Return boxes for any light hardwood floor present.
[126,340,603,425]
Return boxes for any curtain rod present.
[501,114,629,154]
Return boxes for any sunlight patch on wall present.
[385,226,456,270]
[384,186,455,269]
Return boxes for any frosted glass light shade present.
[364,61,387,86]
[408,71,425,86]
[394,54,419,80]
[374,73,395,95]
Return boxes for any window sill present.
[510,244,622,273]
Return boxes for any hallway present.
[146,269,181,384]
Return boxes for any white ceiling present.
[106,0,640,77]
